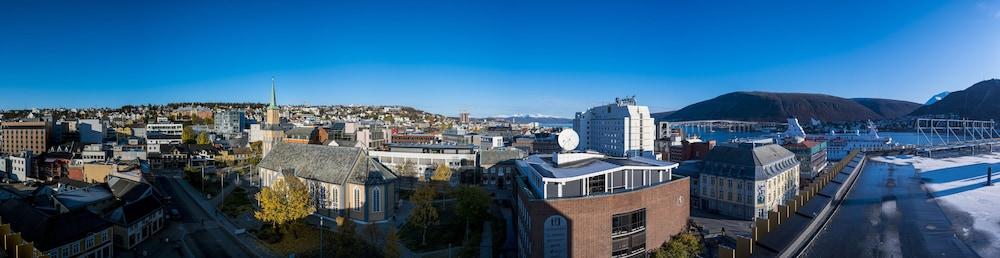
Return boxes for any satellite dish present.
[558,129,579,151]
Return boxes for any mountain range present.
[656,79,999,123]
[659,92,920,122]
[910,79,1000,120]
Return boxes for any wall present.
[521,177,689,258]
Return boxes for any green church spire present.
[269,76,278,110]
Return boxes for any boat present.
[809,120,896,161]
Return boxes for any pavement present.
[800,158,979,257]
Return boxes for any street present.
[122,168,266,258]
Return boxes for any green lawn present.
[400,202,487,254]
[254,222,381,258]
[221,187,253,217]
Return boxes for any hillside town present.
[4,74,998,258]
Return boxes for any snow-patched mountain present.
[486,114,572,124]
[924,91,950,105]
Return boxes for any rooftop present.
[522,153,677,179]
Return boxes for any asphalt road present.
[800,160,979,258]
[153,173,258,258]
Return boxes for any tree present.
[182,126,196,144]
[196,132,211,144]
[384,227,401,258]
[454,185,490,242]
[255,174,316,235]
[431,164,452,183]
[654,233,703,258]
[408,184,439,246]
[395,160,417,187]
[248,141,263,166]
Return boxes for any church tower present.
[261,76,286,157]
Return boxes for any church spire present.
[268,76,278,110]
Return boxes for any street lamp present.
[319,216,325,258]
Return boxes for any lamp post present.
[319,216,324,258]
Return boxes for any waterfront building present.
[667,137,716,163]
[258,143,398,223]
[573,96,655,158]
[513,152,689,258]
[698,141,799,220]
[781,137,829,184]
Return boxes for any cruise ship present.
[810,120,896,161]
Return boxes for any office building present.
[369,143,478,181]
[1,120,52,155]
[513,152,689,258]
[78,119,107,144]
[573,96,655,158]
[698,141,799,220]
[782,138,829,184]
[214,109,247,139]
[144,123,183,136]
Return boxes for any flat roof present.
[522,154,677,179]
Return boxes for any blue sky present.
[2,1,999,117]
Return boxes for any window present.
[373,187,382,212]
[330,187,339,209]
[86,236,95,249]
[611,209,647,258]
[72,242,80,254]
[353,187,362,211]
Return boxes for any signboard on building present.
[543,215,568,258]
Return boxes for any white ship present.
[810,120,896,161]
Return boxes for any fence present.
[718,149,861,258]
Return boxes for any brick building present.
[513,152,689,258]
[1,121,52,155]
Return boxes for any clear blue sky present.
[2,0,999,117]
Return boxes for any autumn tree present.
[408,184,439,246]
[454,185,490,242]
[181,126,196,144]
[247,141,263,166]
[654,232,703,258]
[196,132,211,144]
[255,174,316,235]
[430,164,452,183]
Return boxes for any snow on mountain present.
[924,91,950,106]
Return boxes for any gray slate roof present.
[479,148,527,165]
[259,143,396,185]
[702,143,798,180]
[285,127,317,139]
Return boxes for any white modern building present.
[145,123,183,136]
[214,110,247,139]
[369,143,478,181]
[573,96,655,158]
